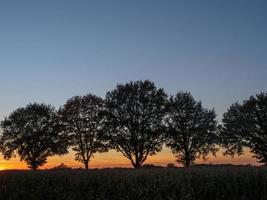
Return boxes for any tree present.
[0,103,68,170]
[165,92,218,167]
[166,163,176,168]
[104,80,167,168]
[219,92,267,164]
[58,94,109,169]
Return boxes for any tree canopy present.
[165,92,218,167]
[0,81,265,169]
[0,103,68,170]
[220,92,267,164]
[58,94,109,169]
[104,80,168,168]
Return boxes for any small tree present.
[58,94,109,169]
[165,92,218,167]
[105,80,167,168]
[220,92,267,164]
[167,163,176,168]
[0,103,68,170]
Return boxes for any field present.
[0,166,266,200]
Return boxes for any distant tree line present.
[0,80,266,170]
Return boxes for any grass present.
[0,166,266,200]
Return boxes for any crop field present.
[0,166,266,200]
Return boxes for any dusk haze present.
[0,0,267,200]
[0,0,266,170]
[0,1,267,199]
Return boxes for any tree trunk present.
[133,162,141,169]
[84,161,89,170]
[184,152,191,167]
[31,166,38,170]
[30,160,38,170]
[184,159,191,167]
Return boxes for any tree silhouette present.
[0,103,68,170]
[165,92,218,167]
[220,92,267,164]
[104,80,167,168]
[58,94,109,169]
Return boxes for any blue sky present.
[0,0,266,121]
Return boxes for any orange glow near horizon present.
[0,147,259,170]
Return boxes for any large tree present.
[58,94,109,169]
[165,92,218,167]
[104,80,167,168]
[220,92,267,164]
[0,103,68,170]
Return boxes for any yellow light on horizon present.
[0,148,259,170]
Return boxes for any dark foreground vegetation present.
[0,166,266,200]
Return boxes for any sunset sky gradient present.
[0,0,266,169]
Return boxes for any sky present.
[0,0,266,170]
